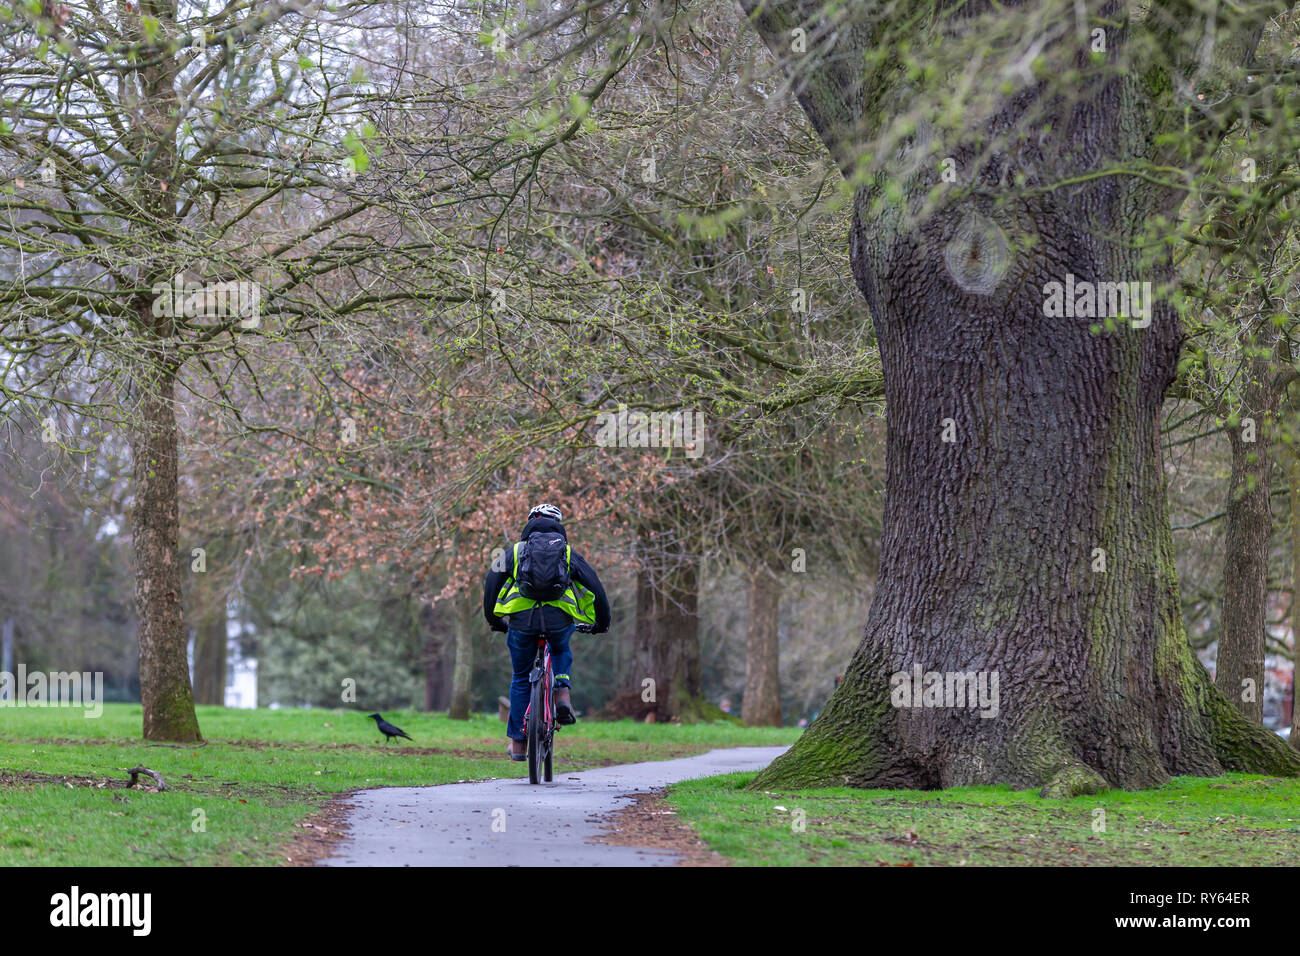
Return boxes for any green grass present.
[667,771,1300,865]
[0,703,799,866]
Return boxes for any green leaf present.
[343,130,370,173]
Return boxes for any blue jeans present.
[506,625,574,741]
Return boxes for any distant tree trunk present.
[607,544,703,722]
[420,599,452,711]
[449,597,474,719]
[192,592,227,706]
[1217,371,1276,724]
[742,565,782,727]
[133,363,202,742]
[633,558,702,721]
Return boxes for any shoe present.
[507,738,527,761]
[554,687,577,726]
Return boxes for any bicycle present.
[524,622,591,785]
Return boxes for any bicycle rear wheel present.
[544,723,553,782]
[526,678,544,785]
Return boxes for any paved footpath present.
[323,746,788,867]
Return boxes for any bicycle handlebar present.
[574,623,594,633]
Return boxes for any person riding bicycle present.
[483,503,610,761]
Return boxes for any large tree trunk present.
[133,364,202,742]
[742,565,782,726]
[192,589,227,707]
[1216,371,1277,724]
[607,550,704,722]
[129,0,200,742]
[742,0,1299,792]
[449,596,474,720]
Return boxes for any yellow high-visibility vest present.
[493,541,597,625]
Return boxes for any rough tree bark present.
[1216,367,1277,724]
[741,0,1300,792]
[742,564,783,726]
[133,364,202,741]
[130,0,201,742]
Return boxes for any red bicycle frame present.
[523,640,554,735]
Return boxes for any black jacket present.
[482,516,611,634]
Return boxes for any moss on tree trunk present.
[133,363,202,743]
[740,0,1300,793]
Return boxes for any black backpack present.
[516,531,571,601]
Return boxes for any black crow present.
[368,713,412,743]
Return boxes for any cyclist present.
[483,503,610,761]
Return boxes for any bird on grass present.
[368,713,412,744]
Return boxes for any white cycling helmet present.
[527,503,563,522]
